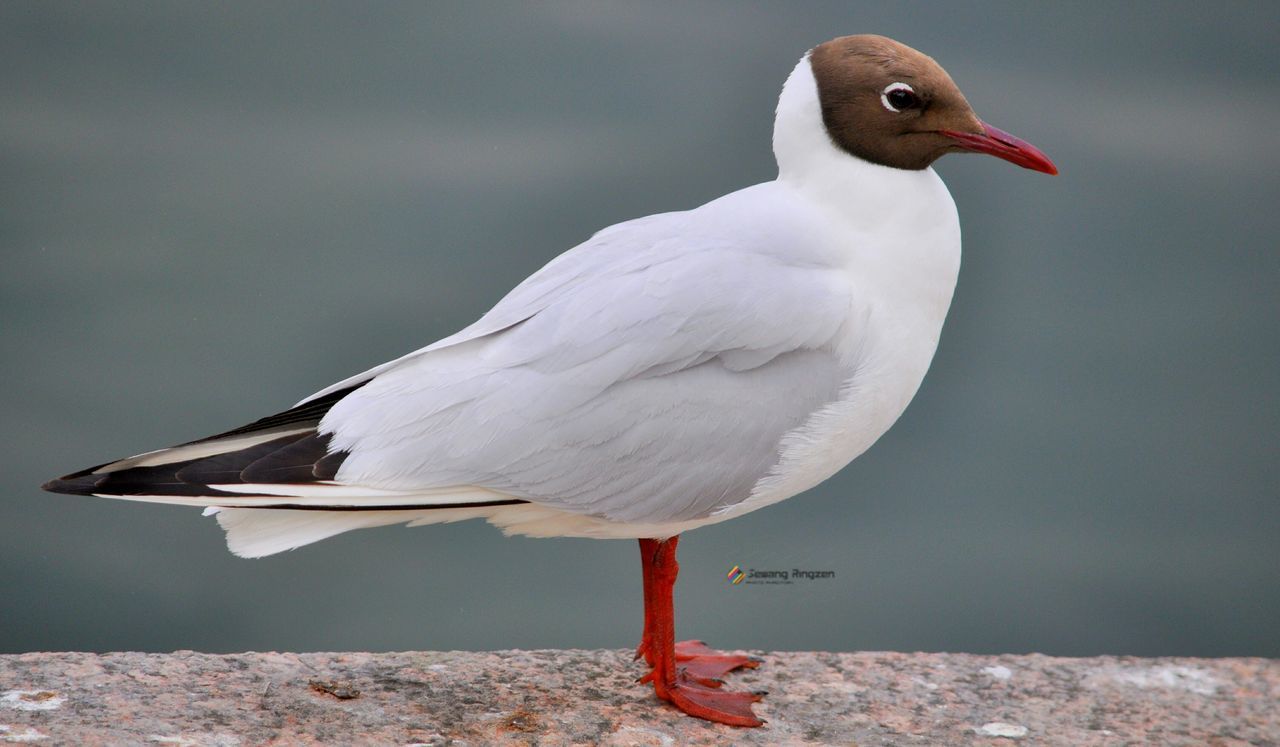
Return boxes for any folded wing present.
[46,207,855,527]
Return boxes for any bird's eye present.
[880,82,919,113]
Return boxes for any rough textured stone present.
[1,650,1275,745]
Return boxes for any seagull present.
[44,34,1056,727]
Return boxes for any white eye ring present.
[880,82,916,113]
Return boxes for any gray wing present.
[323,213,853,523]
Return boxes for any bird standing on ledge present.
[44,34,1056,727]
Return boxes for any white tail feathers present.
[211,506,503,558]
[206,499,706,557]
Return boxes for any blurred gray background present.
[3,2,1277,658]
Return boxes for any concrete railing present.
[2,649,1275,744]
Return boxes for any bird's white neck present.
[773,55,949,228]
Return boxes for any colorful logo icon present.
[727,565,745,585]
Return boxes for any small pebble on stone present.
[978,721,1028,738]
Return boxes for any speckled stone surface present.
[1,650,1276,745]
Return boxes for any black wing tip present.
[42,381,369,498]
[43,433,352,498]
[42,473,101,496]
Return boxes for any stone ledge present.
[1,650,1275,745]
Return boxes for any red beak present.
[940,120,1058,175]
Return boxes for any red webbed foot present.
[638,641,767,725]
[658,670,766,727]
[636,640,761,687]
[674,640,761,685]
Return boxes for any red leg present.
[635,536,765,727]
[636,539,656,666]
